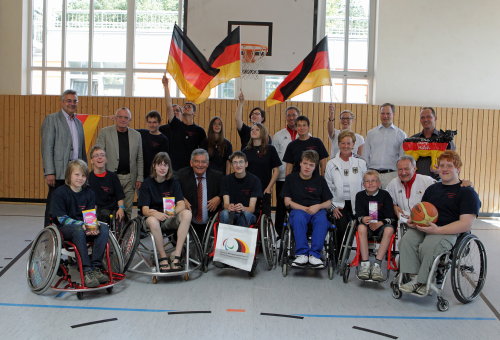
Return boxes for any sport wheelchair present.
[26,224,125,300]
[279,211,337,279]
[391,232,487,312]
[201,209,277,276]
[337,220,398,283]
[119,216,203,283]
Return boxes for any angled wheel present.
[202,213,218,271]
[111,213,129,243]
[260,215,277,270]
[326,228,336,280]
[103,231,124,274]
[342,266,350,284]
[119,218,142,272]
[186,226,203,272]
[391,282,402,299]
[337,220,356,273]
[451,234,487,304]
[26,225,62,294]
[437,297,449,312]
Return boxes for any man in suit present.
[96,107,143,219]
[176,148,222,239]
[41,89,86,226]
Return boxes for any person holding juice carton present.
[138,152,192,272]
[354,170,396,281]
[50,160,110,288]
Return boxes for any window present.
[323,0,374,103]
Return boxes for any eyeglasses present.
[232,160,245,165]
[92,153,106,158]
[340,117,353,120]
[64,99,78,104]
[116,115,130,120]
[192,159,208,164]
[363,179,379,184]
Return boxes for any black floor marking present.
[480,292,500,321]
[260,312,304,320]
[353,326,398,339]
[0,243,31,278]
[168,311,211,315]
[71,318,118,328]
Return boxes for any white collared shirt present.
[62,109,79,160]
[363,124,407,170]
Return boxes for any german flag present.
[167,24,219,103]
[209,27,241,87]
[76,114,100,153]
[266,36,331,107]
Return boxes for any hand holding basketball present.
[411,202,438,227]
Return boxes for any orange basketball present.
[411,202,438,227]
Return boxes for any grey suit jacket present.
[41,111,86,179]
[96,125,144,183]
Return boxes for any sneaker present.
[292,255,309,267]
[92,269,109,284]
[370,262,384,282]
[308,255,324,268]
[399,275,419,293]
[84,271,99,288]
[415,284,428,296]
[357,261,371,280]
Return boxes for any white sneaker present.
[292,255,308,267]
[357,261,371,280]
[399,274,418,293]
[415,284,428,296]
[370,263,384,282]
[308,255,324,268]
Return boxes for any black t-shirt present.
[201,138,233,174]
[138,177,184,213]
[137,129,170,178]
[243,144,282,190]
[422,182,481,226]
[116,130,130,174]
[355,189,396,225]
[220,173,262,207]
[283,137,329,175]
[88,171,125,211]
[161,117,207,171]
[51,185,95,221]
[282,172,332,207]
[238,123,272,147]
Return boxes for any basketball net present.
[241,44,268,80]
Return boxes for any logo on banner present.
[223,237,249,253]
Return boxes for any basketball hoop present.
[241,43,268,79]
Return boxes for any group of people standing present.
[40,78,479,294]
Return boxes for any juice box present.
[368,201,378,223]
[163,197,175,216]
[82,208,98,231]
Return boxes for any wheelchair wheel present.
[119,218,141,272]
[342,265,350,284]
[260,214,277,270]
[451,234,487,304]
[281,226,291,277]
[111,213,129,242]
[103,232,124,274]
[26,225,62,294]
[337,220,356,273]
[201,213,218,272]
[326,228,336,280]
[437,297,449,312]
[186,226,203,272]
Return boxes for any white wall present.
[374,0,500,109]
[0,0,27,95]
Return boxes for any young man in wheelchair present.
[354,170,396,281]
[283,150,332,268]
[220,151,262,227]
[398,150,481,295]
[50,159,110,288]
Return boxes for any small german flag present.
[266,36,331,107]
[167,24,219,103]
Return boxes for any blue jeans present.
[289,209,330,259]
[59,223,110,272]
[219,209,256,227]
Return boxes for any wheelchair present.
[390,232,487,312]
[279,210,337,280]
[26,224,125,300]
[201,209,277,276]
[119,216,203,283]
[337,219,398,283]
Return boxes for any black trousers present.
[274,181,286,238]
[44,179,65,226]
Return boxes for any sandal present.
[158,257,171,273]
[170,255,184,271]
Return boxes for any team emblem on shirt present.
[353,167,358,174]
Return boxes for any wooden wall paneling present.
[7,96,14,197]
[18,95,26,197]
[477,110,486,204]
[493,110,500,213]
[0,96,5,197]
[482,110,492,212]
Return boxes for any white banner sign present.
[213,223,257,271]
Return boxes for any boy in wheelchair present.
[88,145,126,224]
[398,151,480,295]
[354,170,396,281]
[50,159,110,288]
[283,150,332,268]
[220,151,262,227]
